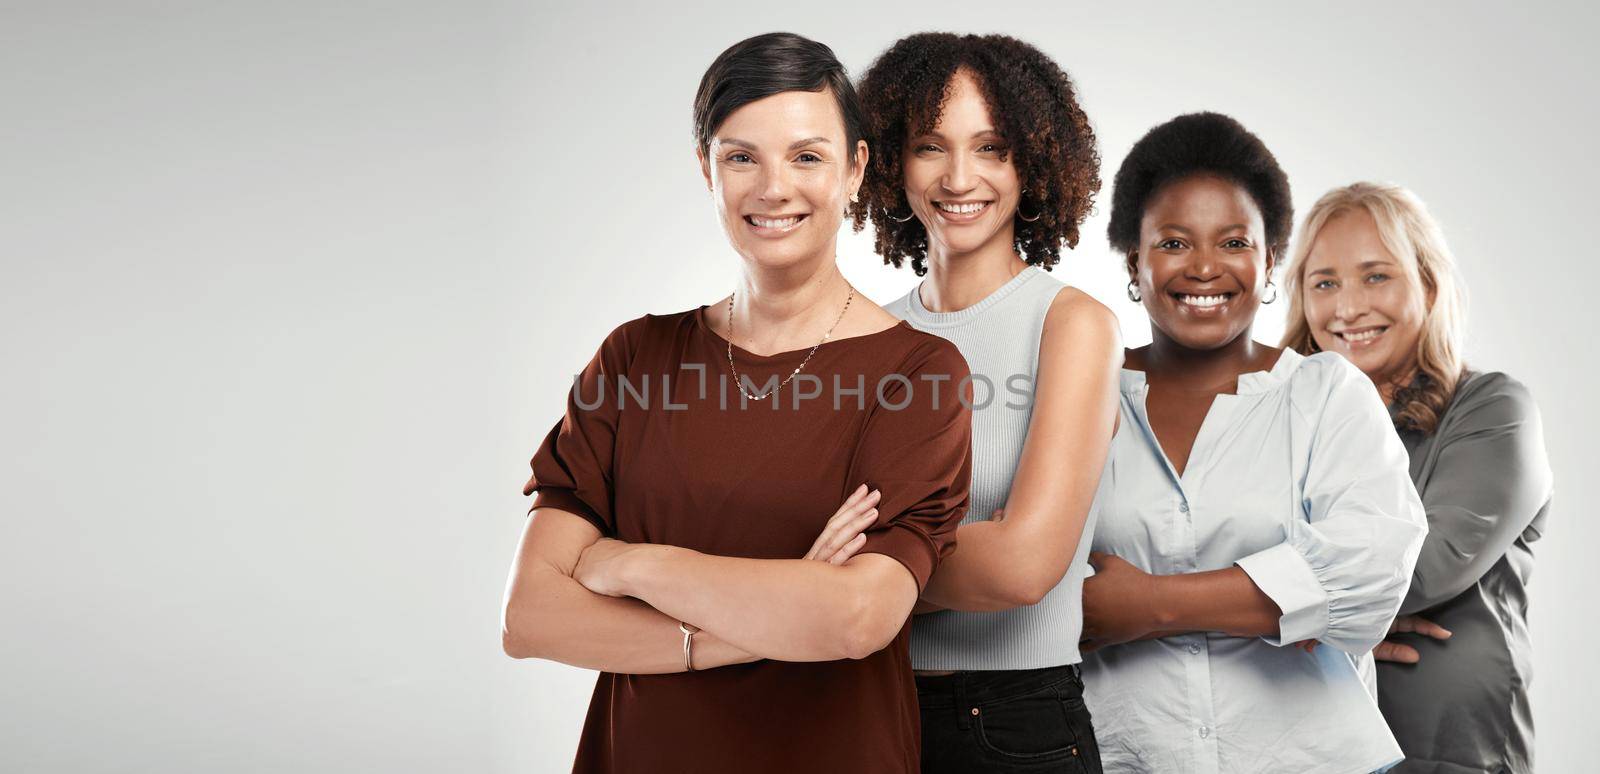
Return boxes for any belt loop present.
[954,672,972,730]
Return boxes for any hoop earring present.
[1126,280,1142,303]
[1016,188,1043,222]
[1262,280,1279,304]
[888,207,915,223]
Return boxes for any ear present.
[697,146,713,192]
[1265,247,1279,279]
[1124,250,1140,280]
[847,139,869,198]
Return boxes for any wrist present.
[609,543,650,598]
[1145,574,1180,632]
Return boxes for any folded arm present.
[500,507,759,672]
[920,292,1122,611]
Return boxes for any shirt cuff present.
[1236,542,1328,645]
[529,488,610,536]
[858,523,940,592]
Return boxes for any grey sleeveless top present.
[890,265,1104,670]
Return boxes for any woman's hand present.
[802,484,881,564]
[1080,552,1161,652]
[574,537,640,597]
[1373,615,1452,663]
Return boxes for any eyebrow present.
[1307,259,1398,276]
[911,129,1002,140]
[719,137,832,151]
[1155,223,1250,233]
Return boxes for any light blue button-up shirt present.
[1082,348,1427,774]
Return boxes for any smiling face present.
[1131,174,1274,350]
[901,69,1021,259]
[699,88,867,271]
[1301,208,1428,386]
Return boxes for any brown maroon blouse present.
[523,305,973,773]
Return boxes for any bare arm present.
[1080,552,1282,650]
[578,540,920,662]
[501,507,758,672]
[920,291,1122,611]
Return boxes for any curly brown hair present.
[850,33,1101,276]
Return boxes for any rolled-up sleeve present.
[1236,356,1427,654]
[1400,373,1552,614]
[847,339,974,592]
[521,319,641,535]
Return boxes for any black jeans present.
[916,664,1102,774]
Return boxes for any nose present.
[758,163,793,203]
[1185,247,1223,283]
[941,152,977,195]
[1333,285,1371,322]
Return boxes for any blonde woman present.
[1282,182,1554,774]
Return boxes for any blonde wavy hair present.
[1280,182,1467,435]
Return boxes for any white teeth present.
[936,201,988,214]
[751,215,800,229]
[1178,294,1229,308]
[1341,328,1385,342]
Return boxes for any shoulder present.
[1042,285,1120,345]
[1283,350,1384,416]
[588,308,698,365]
[889,326,972,380]
[1443,370,1542,430]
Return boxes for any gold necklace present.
[725,286,854,400]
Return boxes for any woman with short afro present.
[1078,111,1427,773]
[841,32,1121,772]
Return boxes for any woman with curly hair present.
[501,32,974,773]
[1282,182,1553,773]
[1077,113,1427,773]
[831,32,1122,772]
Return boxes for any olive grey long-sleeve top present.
[1377,370,1553,774]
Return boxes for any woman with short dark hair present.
[500,32,975,773]
[1077,112,1428,773]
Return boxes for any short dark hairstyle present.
[692,32,865,161]
[851,33,1101,276]
[1106,112,1293,261]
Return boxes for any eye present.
[1312,279,1337,291]
[795,152,823,164]
[914,143,942,154]
[1365,272,1390,284]
[726,152,753,164]
[1223,238,1250,249]
[1157,238,1186,250]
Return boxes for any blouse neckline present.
[901,265,1044,329]
[1119,346,1306,397]
[693,303,912,361]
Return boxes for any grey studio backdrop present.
[3,1,1595,772]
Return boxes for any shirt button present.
[1188,643,1202,655]
[1199,725,1211,739]
[1178,502,1190,513]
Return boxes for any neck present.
[728,249,849,353]
[1141,325,1265,392]
[918,227,1027,313]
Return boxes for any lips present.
[932,200,990,223]
[1334,325,1388,349]
[1170,291,1235,313]
[744,213,807,235]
